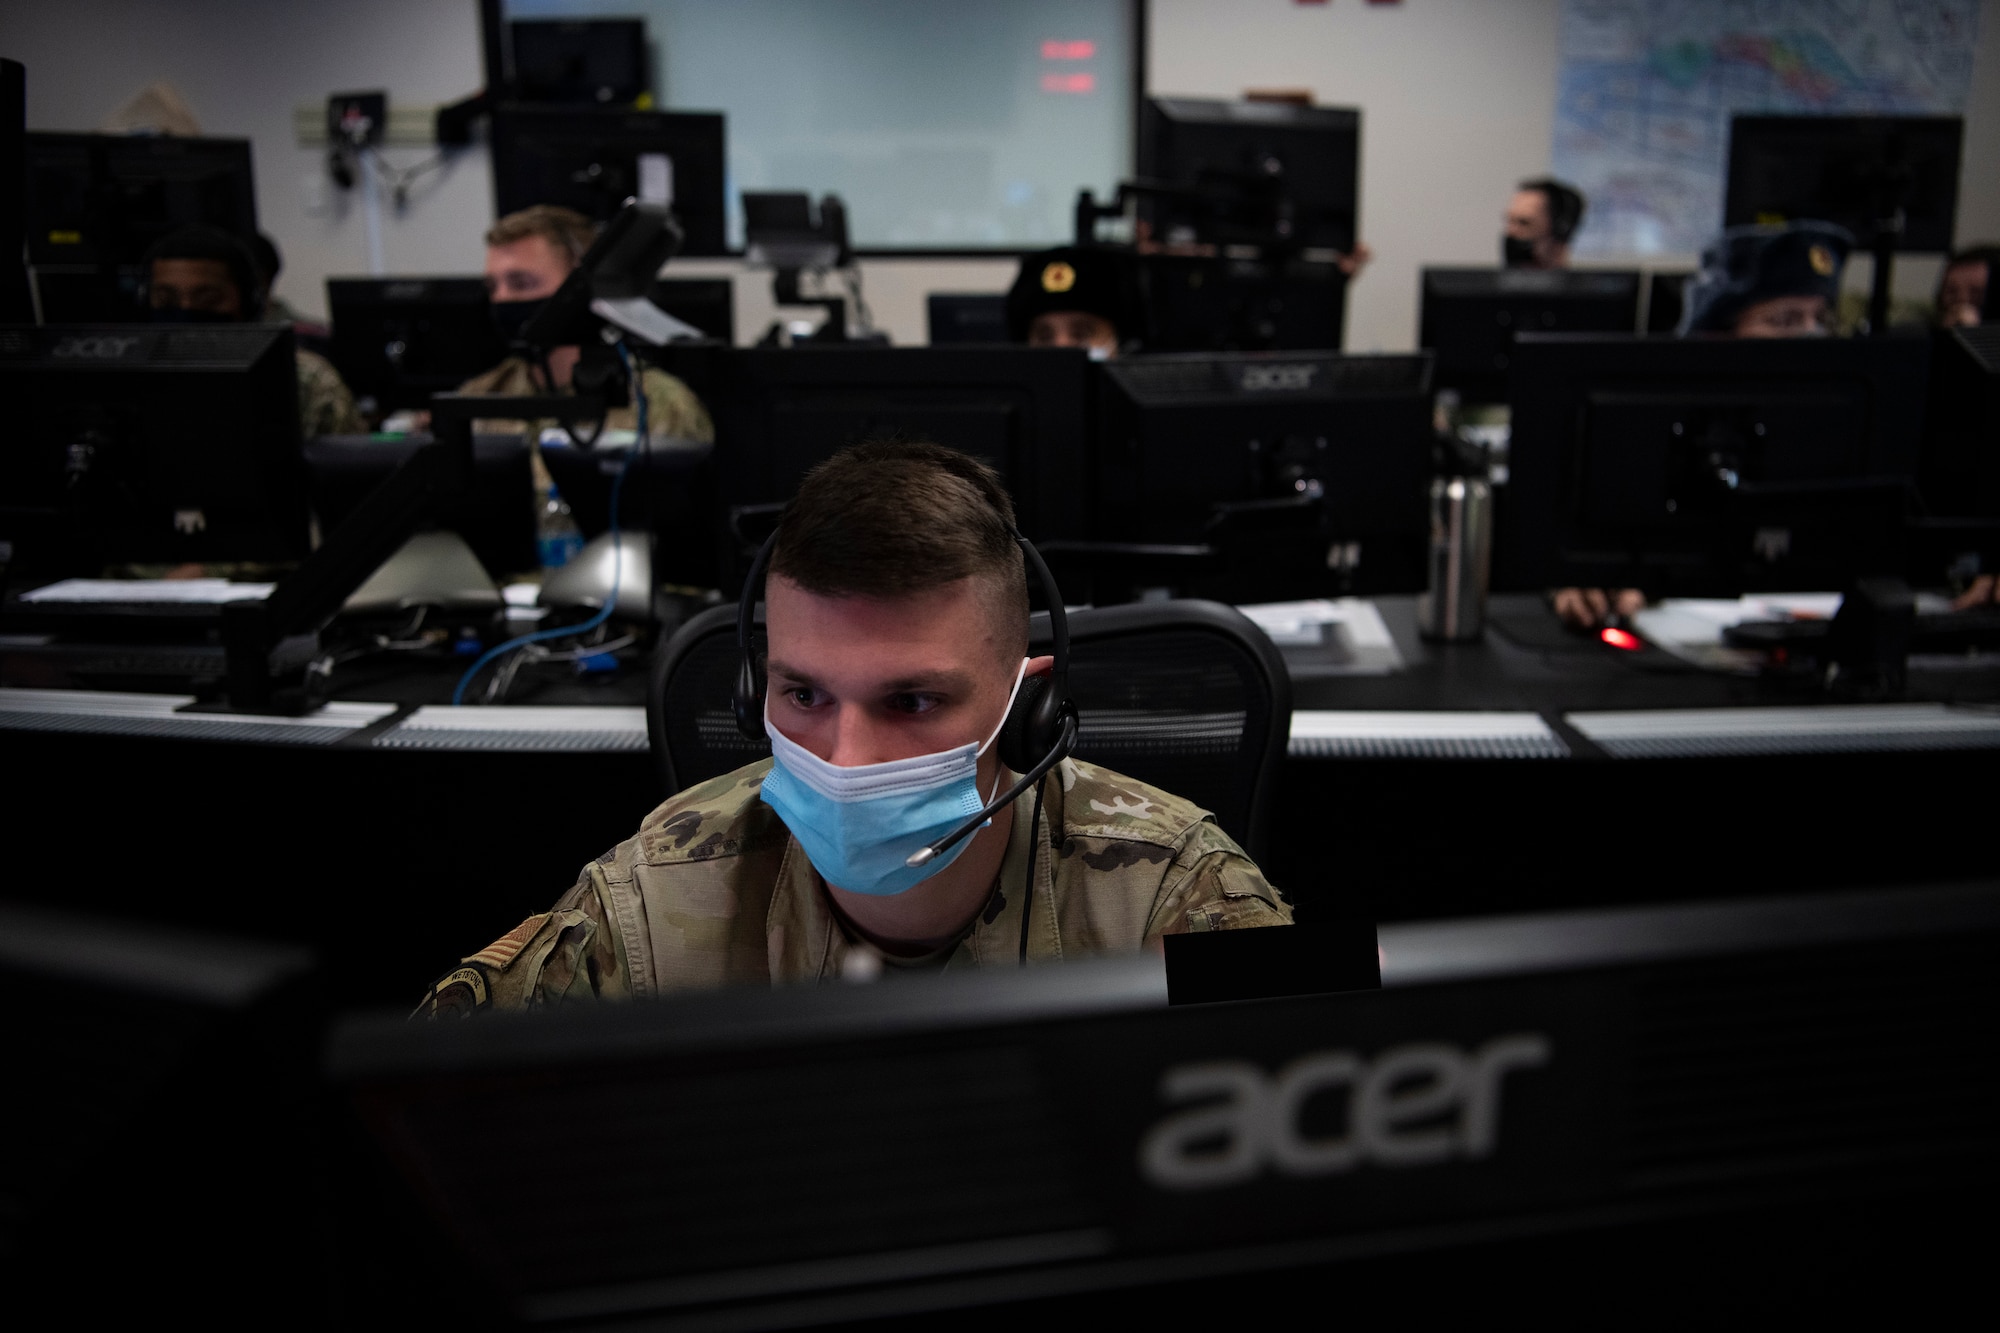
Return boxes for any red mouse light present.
[1600,626,1642,651]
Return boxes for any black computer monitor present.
[707,346,1094,567]
[490,106,726,257]
[325,277,508,413]
[1138,97,1359,254]
[1724,116,1964,253]
[23,133,258,322]
[1920,326,2000,520]
[1644,271,1694,335]
[0,323,307,579]
[1093,351,1434,597]
[1501,333,1932,595]
[1142,251,1348,354]
[304,432,538,579]
[647,276,734,344]
[326,882,2000,1325]
[508,18,649,105]
[1419,268,1641,403]
[927,292,1009,345]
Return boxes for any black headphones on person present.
[732,521,1078,870]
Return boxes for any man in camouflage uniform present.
[143,225,366,439]
[418,442,1289,1014]
[461,205,713,453]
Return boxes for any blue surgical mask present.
[759,660,1028,896]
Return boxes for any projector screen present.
[502,0,1137,250]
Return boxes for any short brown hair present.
[484,205,597,265]
[771,440,1028,656]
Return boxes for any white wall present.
[6,0,1998,349]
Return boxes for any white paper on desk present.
[1237,598,1403,675]
[1633,593,1848,674]
[20,578,275,604]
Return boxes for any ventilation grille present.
[1289,710,1568,760]
[1568,704,2000,759]
[373,705,649,753]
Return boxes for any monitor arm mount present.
[218,392,609,714]
[1075,177,1309,257]
[219,201,687,714]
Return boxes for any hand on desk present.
[1551,587,1645,630]
[1953,574,1998,610]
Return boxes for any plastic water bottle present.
[537,485,585,569]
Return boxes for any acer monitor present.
[1500,333,1931,595]
[0,323,307,582]
[1092,350,1434,597]
[325,276,508,414]
[508,18,648,106]
[1419,267,1641,404]
[1138,97,1359,256]
[1724,115,1964,254]
[23,132,257,323]
[326,880,2000,1325]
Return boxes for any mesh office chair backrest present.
[648,599,1290,862]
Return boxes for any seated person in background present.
[1005,245,1140,358]
[1503,177,1586,271]
[462,204,712,447]
[1555,221,1855,628]
[1936,245,1999,328]
[415,440,1291,1013]
[144,225,365,439]
[1677,221,1852,339]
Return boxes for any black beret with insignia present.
[1679,220,1855,335]
[1004,245,1140,342]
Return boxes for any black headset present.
[733,522,1078,872]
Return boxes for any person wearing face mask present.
[1552,220,1856,629]
[458,205,714,447]
[1004,245,1140,359]
[143,225,366,439]
[1503,178,1586,271]
[1936,244,2000,329]
[413,439,1290,1014]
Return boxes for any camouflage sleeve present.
[641,368,716,444]
[296,350,368,437]
[411,859,635,1019]
[1144,822,1294,939]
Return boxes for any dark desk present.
[5,594,1997,1005]
[1262,594,2000,919]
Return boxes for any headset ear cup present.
[997,672,1049,774]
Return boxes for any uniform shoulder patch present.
[464,912,551,970]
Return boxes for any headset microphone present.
[905,707,1076,868]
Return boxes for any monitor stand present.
[342,531,502,617]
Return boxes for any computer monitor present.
[1725,116,1964,253]
[1142,251,1348,354]
[508,18,648,105]
[23,132,257,322]
[326,881,2000,1325]
[646,276,734,344]
[1138,97,1359,254]
[490,106,727,257]
[1920,325,2000,520]
[707,345,1094,569]
[325,277,508,413]
[0,323,307,579]
[927,293,1009,345]
[1501,333,1932,596]
[304,432,538,579]
[1093,351,1434,597]
[1644,271,1694,335]
[1419,268,1641,404]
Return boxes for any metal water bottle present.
[1418,475,1492,641]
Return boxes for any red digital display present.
[1040,40,1097,60]
[1041,72,1096,94]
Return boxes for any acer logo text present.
[52,336,141,359]
[1138,1033,1550,1190]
